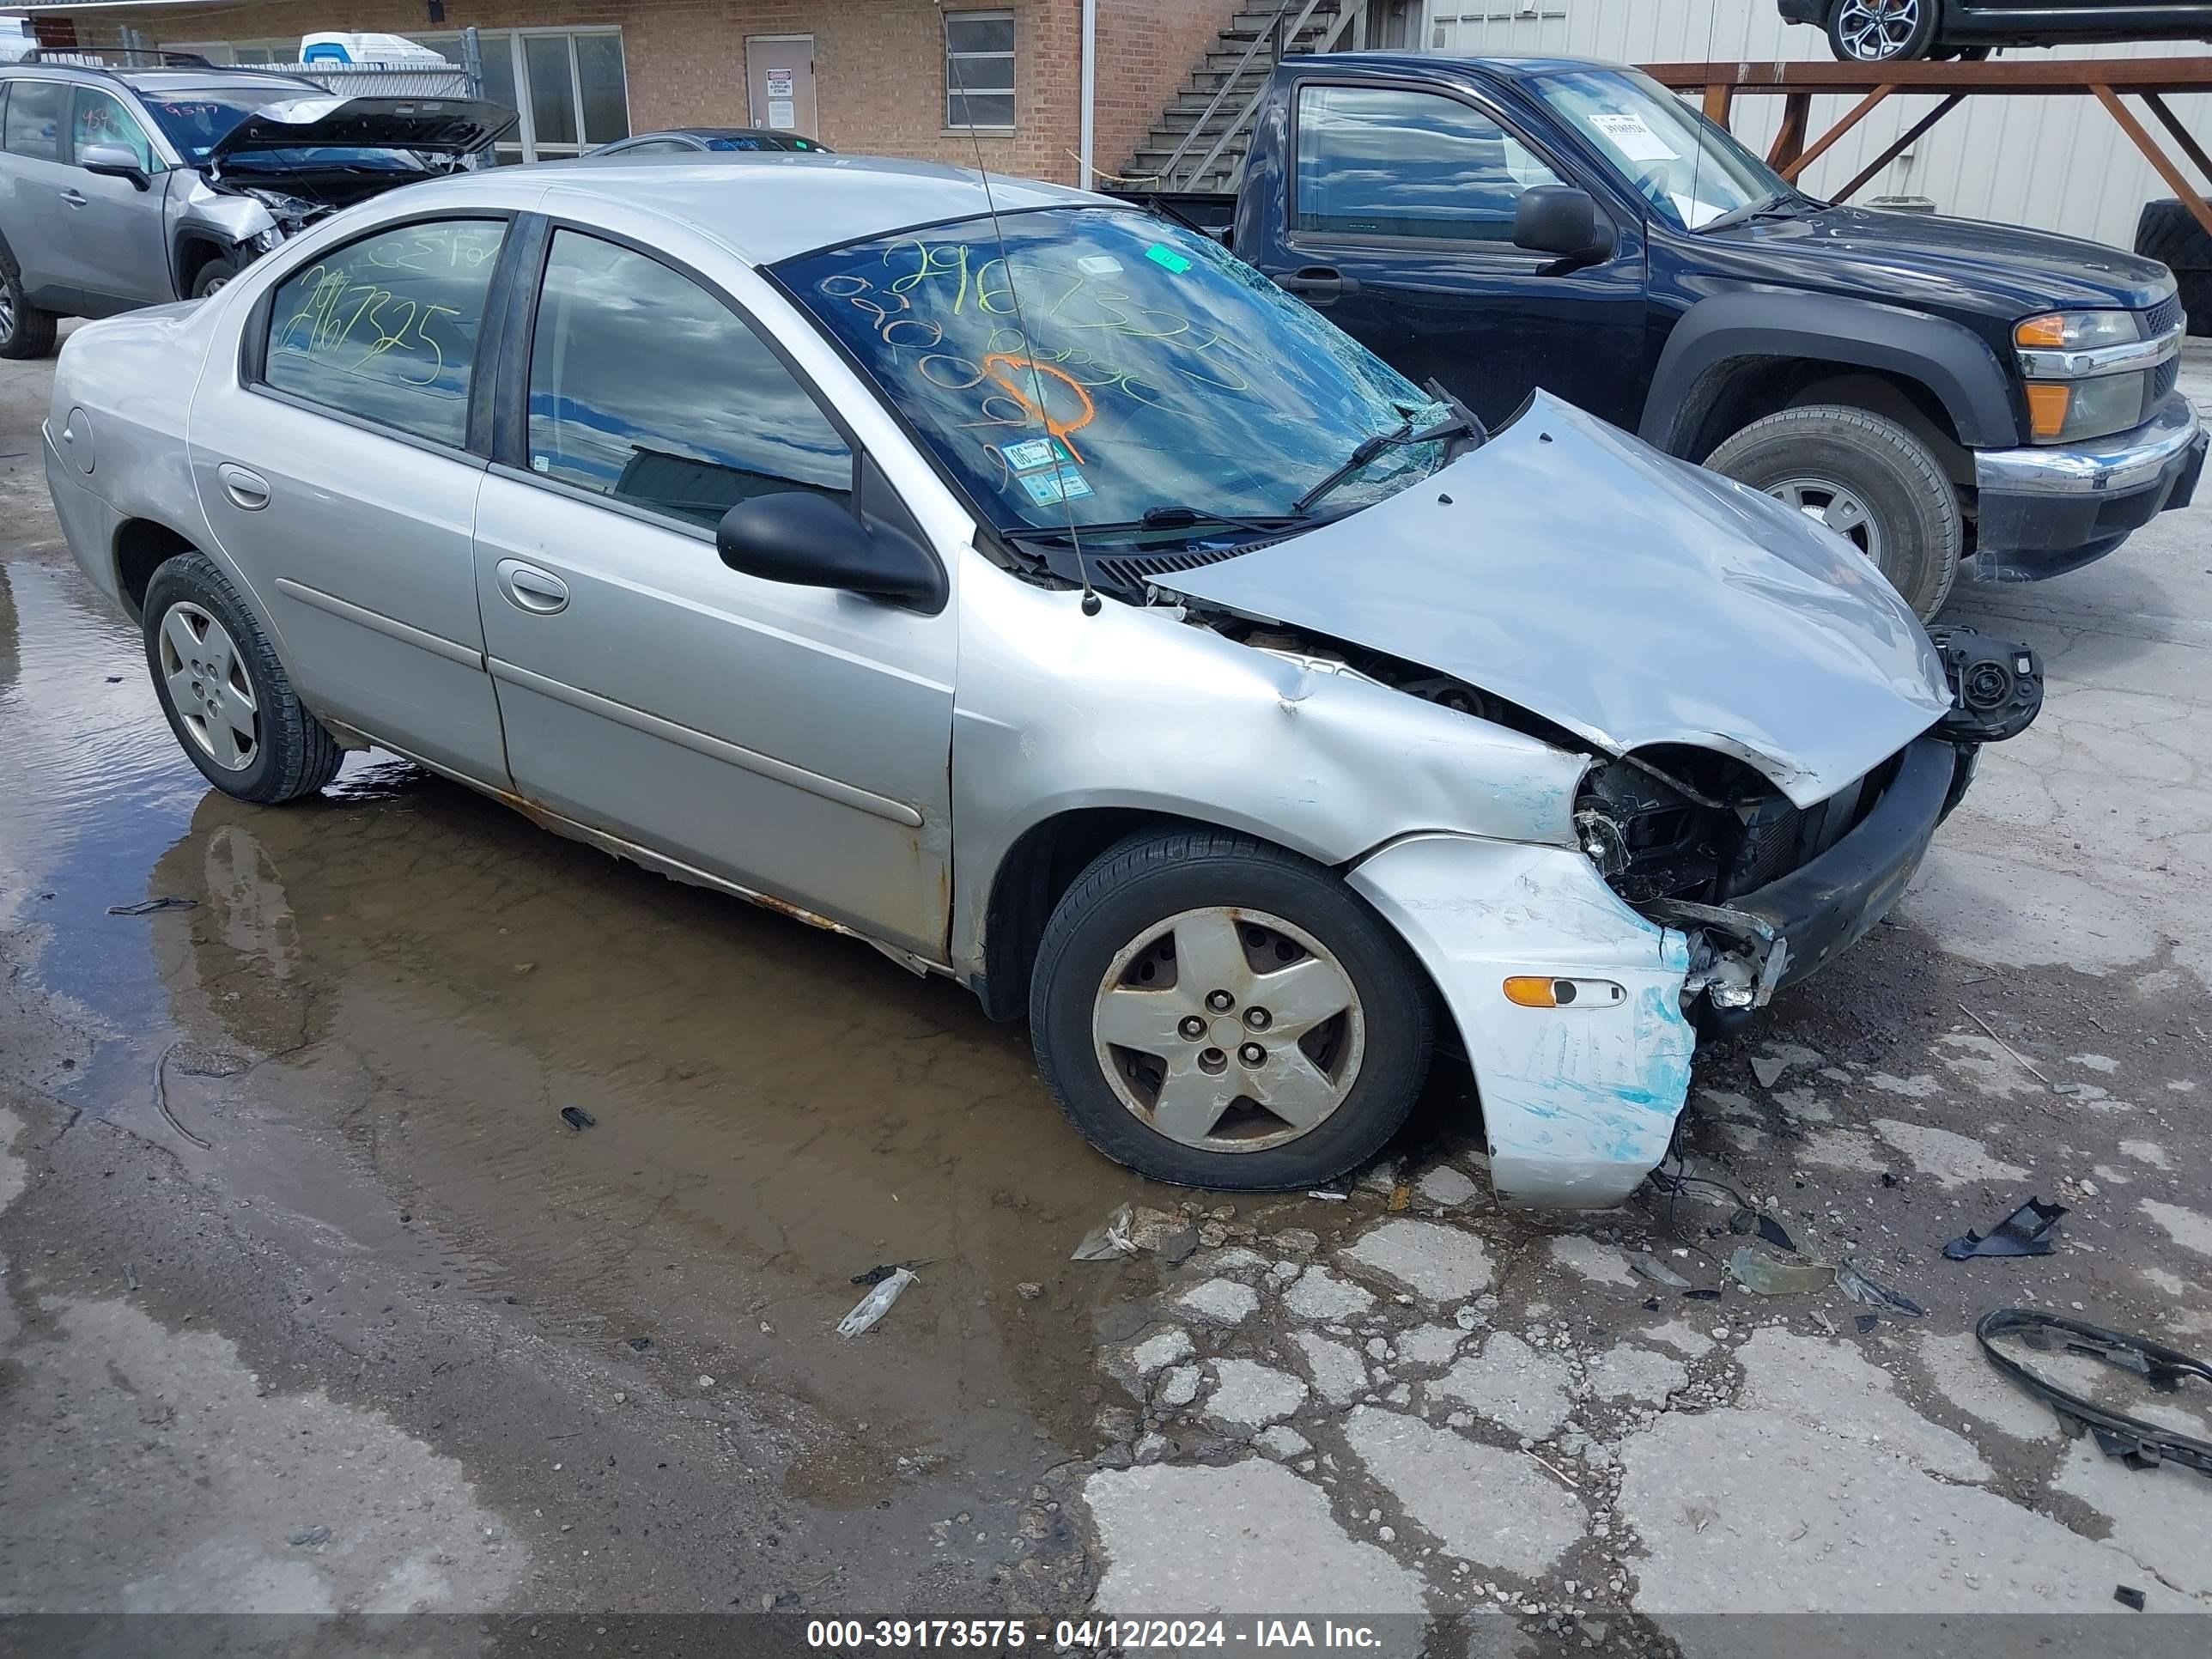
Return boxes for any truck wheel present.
[1826,0,1938,62]
[1706,404,1962,621]
[1030,827,1431,1191]
[0,243,59,360]
[191,258,240,299]
[143,552,345,803]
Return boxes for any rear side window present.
[1294,85,1562,243]
[3,79,64,162]
[263,219,507,448]
[525,229,852,528]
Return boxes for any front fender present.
[950,565,1589,978]
[1643,290,2020,453]
[1347,833,1696,1209]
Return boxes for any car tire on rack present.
[1030,826,1432,1191]
[1706,404,1962,621]
[1826,0,1940,62]
[191,257,240,299]
[143,551,345,804]
[0,240,60,360]
[2135,199,2212,337]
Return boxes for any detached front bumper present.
[1973,392,2206,581]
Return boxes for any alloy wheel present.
[1835,0,1922,61]
[158,601,259,771]
[1091,905,1366,1152]
[1769,475,1889,568]
[0,286,15,344]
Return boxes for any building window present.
[944,10,1014,131]
[422,28,629,162]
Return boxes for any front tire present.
[143,552,344,803]
[191,257,240,299]
[1705,404,1962,621]
[1827,0,1938,62]
[1030,827,1431,1191]
[0,243,59,360]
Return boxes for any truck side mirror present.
[79,143,150,191]
[1514,185,1612,268]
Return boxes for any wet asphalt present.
[2,335,2209,1639]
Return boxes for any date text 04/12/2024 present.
[805,1620,1389,1650]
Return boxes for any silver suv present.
[0,50,507,359]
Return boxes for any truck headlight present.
[248,227,287,255]
[2015,309,2166,445]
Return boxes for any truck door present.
[1254,78,1647,432]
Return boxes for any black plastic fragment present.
[560,1107,596,1130]
[1977,1308,2212,1477]
[1944,1197,2066,1261]
[1855,1315,1878,1334]
[1684,1288,1721,1302]
[2114,1586,2146,1612]
[1837,1257,1926,1316]
[107,896,197,915]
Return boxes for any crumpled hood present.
[1158,392,1952,807]
[209,94,515,161]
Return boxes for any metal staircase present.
[1123,0,1370,194]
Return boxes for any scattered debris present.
[152,1041,211,1151]
[1810,1310,1837,1336]
[1523,1449,1581,1491]
[1855,1315,1879,1334]
[1726,1247,1833,1297]
[1684,1288,1721,1302]
[1386,1182,1413,1213]
[626,1337,652,1352]
[851,1259,930,1286]
[1955,1003,2052,1089]
[1630,1252,1691,1290]
[696,1375,716,1389]
[1016,1282,1042,1300]
[1943,1197,2067,1261]
[106,896,197,915]
[837,1267,917,1339]
[288,1527,331,1548]
[559,1107,595,1131]
[1976,1308,2212,1476]
[1306,1188,1349,1202]
[1728,1208,1797,1253]
[1837,1258,1925,1317]
[1073,1205,1138,1261]
[2114,1586,2147,1612]
[123,1262,138,1293]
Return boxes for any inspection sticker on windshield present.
[1001,437,1077,473]
[1146,245,1193,274]
[1019,468,1094,506]
[1589,111,1677,162]
[1077,255,1124,276]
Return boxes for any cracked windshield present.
[780,209,1446,532]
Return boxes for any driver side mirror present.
[79,143,150,191]
[1513,185,1612,267]
[716,489,948,615]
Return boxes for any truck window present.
[1294,85,1560,245]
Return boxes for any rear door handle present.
[216,462,270,510]
[495,558,568,615]
[60,189,88,209]
[1275,266,1360,302]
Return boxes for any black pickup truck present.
[1122,52,2206,618]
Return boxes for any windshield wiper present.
[1291,403,1484,515]
[1698,190,1805,234]
[1007,505,1304,548]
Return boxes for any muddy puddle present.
[3,555,1267,1499]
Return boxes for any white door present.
[745,36,817,138]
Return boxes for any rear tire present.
[1826,0,1939,62]
[1030,827,1431,1191]
[1705,404,1962,621]
[0,243,59,360]
[143,552,344,804]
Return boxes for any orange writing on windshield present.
[981,353,1093,463]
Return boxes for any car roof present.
[1285,50,1620,80]
[0,64,318,96]
[446,150,1103,266]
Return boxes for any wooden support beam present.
[1779,84,1896,183]
[1832,94,1965,204]
[2092,84,2212,241]
[2144,93,2212,195]
[1767,93,1810,173]
[1703,83,1734,125]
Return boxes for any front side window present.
[264,219,507,447]
[1528,67,1783,230]
[945,10,1014,130]
[526,230,852,528]
[1295,85,1563,244]
[778,208,1445,533]
[3,79,64,161]
[70,88,159,171]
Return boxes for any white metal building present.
[1418,0,2209,250]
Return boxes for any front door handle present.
[1275,265,1360,302]
[216,462,270,510]
[60,189,88,209]
[495,558,568,615]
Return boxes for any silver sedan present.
[43,152,2025,1205]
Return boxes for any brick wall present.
[1090,0,1241,183]
[27,0,1226,186]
